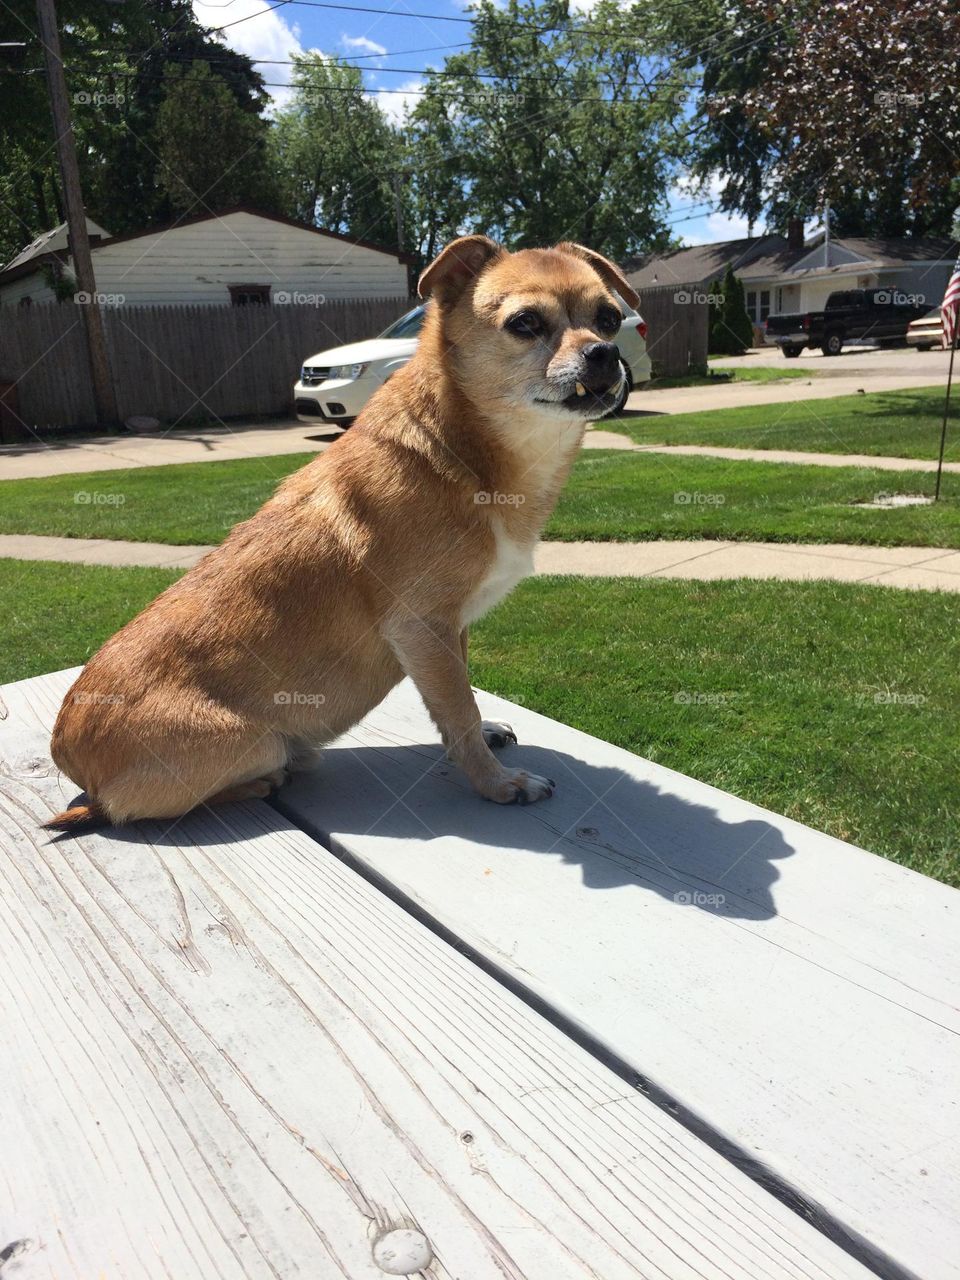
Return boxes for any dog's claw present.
[509,772,554,805]
[482,720,518,750]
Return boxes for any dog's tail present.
[42,802,107,833]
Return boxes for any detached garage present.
[0,208,412,307]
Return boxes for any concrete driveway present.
[711,344,949,378]
[628,344,948,415]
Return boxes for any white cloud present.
[193,0,304,109]
[372,78,425,125]
[341,34,387,57]
[701,210,751,240]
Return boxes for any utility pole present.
[392,172,405,253]
[35,0,118,428]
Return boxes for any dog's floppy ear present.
[418,235,503,303]
[554,241,639,308]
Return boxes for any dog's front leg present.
[386,616,553,804]
[460,626,518,751]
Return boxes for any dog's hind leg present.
[207,767,290,806]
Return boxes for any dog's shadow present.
[271,740,794,922]
[89,739,793,921]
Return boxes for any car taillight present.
[802,314,810,330]
[638,319,648,340]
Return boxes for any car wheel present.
[917,344,934,352]
[601,361,632,418]
[782,345,802,358]
[821,332,843,356]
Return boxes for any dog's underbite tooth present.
[575,381,586,397]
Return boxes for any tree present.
[270,54,401,246]
[664,0,960,238]
[155,61,275,215]
[403,0,690,261]
[398,90,469,266]
[710,267,753,355]
[0,0,272,263]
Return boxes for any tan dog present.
[46,237,638,829]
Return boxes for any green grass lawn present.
[0,452,315,546]
[546,451,958,546]
[471,577,959,885]
[0,558,180,684]
[613,385,960,461]
[645,365,810,389]
[2,558,955,885]
[2,448,958,549]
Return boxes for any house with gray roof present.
[628,226,956,329]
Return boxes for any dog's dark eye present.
[596,307,622,336]
[505,310,544,338]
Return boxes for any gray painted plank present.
[273,680,960,1280]
[0,668,873,1280]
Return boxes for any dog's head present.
[418,236,640,420]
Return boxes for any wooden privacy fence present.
[0,296,414,433]
[635,282,709,377]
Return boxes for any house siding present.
[0,270,57,307]
[1,212,408,308]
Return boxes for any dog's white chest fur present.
[461,519,534,625]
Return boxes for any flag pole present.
[935,325,957,502]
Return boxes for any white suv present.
[294,297,651,429]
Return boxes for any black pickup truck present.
[765,288,930,357]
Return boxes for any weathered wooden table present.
[1,667,957,1280]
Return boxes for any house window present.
[228,284,271,306]
[759,290,771,321]
[746,290,758,321]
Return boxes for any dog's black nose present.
[580,341,621,392]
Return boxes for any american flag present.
[941,254,960,348]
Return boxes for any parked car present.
[906,309,945,351]
[294,296,651,429]
[765,288,930,357]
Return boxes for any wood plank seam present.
[271,792,923,1280]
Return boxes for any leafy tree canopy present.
[664,0,960,238]
[0,0,271,263]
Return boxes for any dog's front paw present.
[485,767,555,805]
[482,719,518,749]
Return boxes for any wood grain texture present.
[274,680,960,1280]
[0,669,873,1280]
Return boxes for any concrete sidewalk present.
[626,442,960,474]
[0,419,332,480]
[3,532,958,593]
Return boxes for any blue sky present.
[191,0,758,247]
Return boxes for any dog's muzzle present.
[578,341,621,395]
